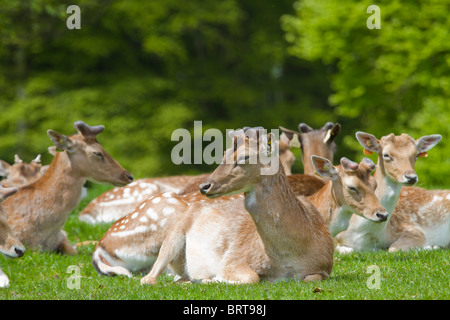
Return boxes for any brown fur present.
[140,128,334,285]
[335,131,442,253]
[3,122,132,254]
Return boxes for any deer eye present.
[93,152,104,160]
[346,185,358,194]
[383,153,393,161]
[237,155,250,164]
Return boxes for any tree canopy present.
[0,0,448,187]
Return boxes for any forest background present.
[1,0,448,187]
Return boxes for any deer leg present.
[0,268,10,288]
[140,221,186,285]
[304,272,328,282]
[58,233,78,255]
[388,230,426,252]
[221,263,260,284]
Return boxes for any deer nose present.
[124,171,133,183]
[376,212,388,222]
[404,174,418,185]
[199,182,212,195]
[14,247,25,258]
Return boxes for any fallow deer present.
[139,127,334,284]
[1,154,44,188]
[92,123,342,278]
[175,122,341,196]
[335,131,442,253]
[3,121,133,255]
[309,156,387,236]
[92,156,389,278]
[79,127,298,224]
[0,186,25,288]
[387,186,449,251]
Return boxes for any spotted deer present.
[335,131,442,253]
[1,154,44,188]
[92,155,388,278]
[387,186,449,251]
[3,121,133,255]
[176,122,341,196]
[136,127,334,284]
[92,123,341,277]
[0,186,25,288]
[309,156,387,236]
[79,127,298,224]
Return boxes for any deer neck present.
[301,154,316,176]
[243,163,310,259]
[307,181,350,236]
[373,159,402,218]
[36,152,85,217]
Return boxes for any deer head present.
[279,122,341,175]
[356,132,441,185]
[0,187,25,259]
[47,121,133,186]
[312,156,388,222]
[199,127,277,198]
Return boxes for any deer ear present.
[260,132,278,157]
[311,155,337,180]
[298,123,313,133]
[278,126,301,148]
[356,131,380,154]
[323,123,341,144]
[0,186,18,202]
[415,134,442,154]
[47,130,76,153]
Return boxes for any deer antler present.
[74,121,105,137]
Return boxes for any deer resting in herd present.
[1,154,44,188]
[92,151,386,278]
[91,123,348,277]
[0,186,25,288]
[81,122,339,224]
[78,127,296,225]
[335,131,442,253]
[3,121,133,255]
[139,127,334,284]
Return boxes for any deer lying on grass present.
[79,127,298,224]
[0,186,25,288]
[139,127,334,284]
[93,154,386,279]
[1,154,44,188]
[92,123,341,277]
[335,131,442,253]
[3,121,133,255]
[309,156,387,236]
[387,186,449,251]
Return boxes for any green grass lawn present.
[0,184,448,300]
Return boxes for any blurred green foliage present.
[0,0,332,178]
[282,0,450,186]
[0,0,448,187]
